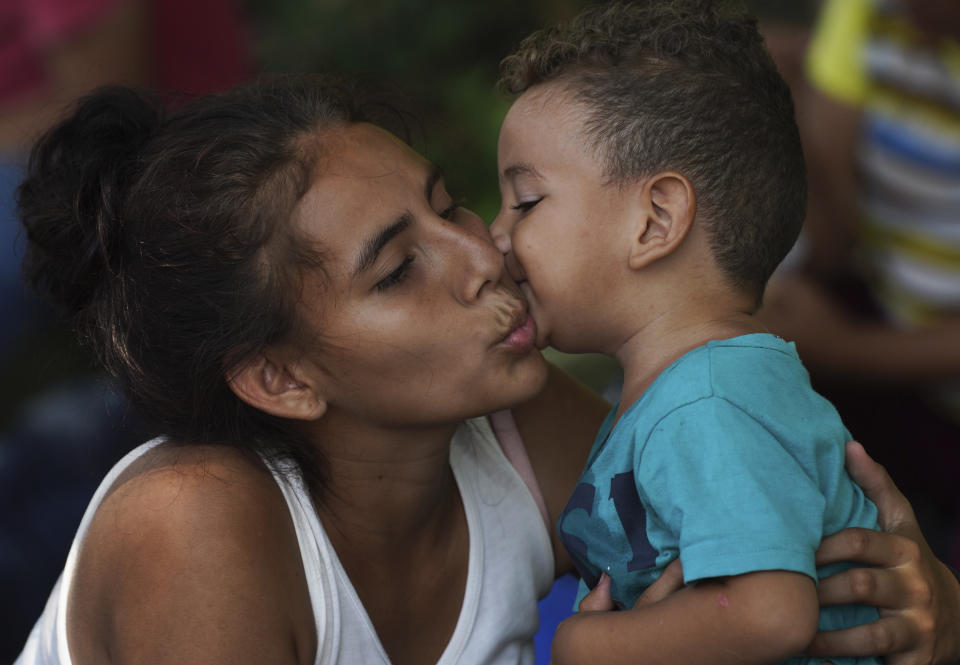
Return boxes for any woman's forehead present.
[303,124,429,206]
[291,124,435,260]
[316,123,429,179]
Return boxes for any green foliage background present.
[245,0,595,223]
[243,0,817,223]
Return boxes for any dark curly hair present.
[499,0,807,302]
[17,75,371,483]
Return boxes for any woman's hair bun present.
[18,86,163,315]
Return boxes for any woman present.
[14,75,960,665]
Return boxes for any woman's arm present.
[511,362,611,576]
[807,442,960,665]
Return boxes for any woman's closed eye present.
[376,256,415,292]
[376,197,462,293]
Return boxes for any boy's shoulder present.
[652,333,802,401]
[700,333,806,391]
[621,333,821,434]
[620,332,847,450]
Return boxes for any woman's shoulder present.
[88,442,292,550]
[67,441,317,664]
[103,440,285,510]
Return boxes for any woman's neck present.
[305,415,470,665]
[307,415,463,557]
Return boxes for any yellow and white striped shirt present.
[807,0,960,414]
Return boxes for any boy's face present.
[490,84,637,354]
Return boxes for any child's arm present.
[552,569,819,665]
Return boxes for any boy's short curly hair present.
[499,0,806,302]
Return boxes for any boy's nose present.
[489,213,527,285]
[489,213,514,254]
[501,246,526,285]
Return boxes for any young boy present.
[490,2,881,664]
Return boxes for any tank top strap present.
[487,409,551,532]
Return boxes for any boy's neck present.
[612,303,767,421]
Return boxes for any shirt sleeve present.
[635,397,824,585]
[805,0,871,106]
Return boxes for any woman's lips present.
[500,313,537,352]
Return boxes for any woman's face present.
[291,123,546,428]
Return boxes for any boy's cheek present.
[525,303,551,350]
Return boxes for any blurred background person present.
[760,0,960,573]
[0,0,250,358]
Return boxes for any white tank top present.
[16,413,556,665]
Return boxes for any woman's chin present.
[496,352,550,409]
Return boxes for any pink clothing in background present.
[151,0,251,94]
[0,0,251,106]
[0,0,124,103]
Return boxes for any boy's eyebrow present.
[355,213,412,277]
[425,164,443,201]
[500,162,543,181]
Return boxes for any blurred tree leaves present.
[242,0,815,222]
[244,0,591,222]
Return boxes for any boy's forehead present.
[509,82,581,124]
[499,84,593,172]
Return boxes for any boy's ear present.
[227,352,327,421]
[628,171,696,270]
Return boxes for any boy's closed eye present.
[438,195,466,222]
[511,197,542,214]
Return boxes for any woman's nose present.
[443,217,505,304]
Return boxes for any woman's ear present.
[227,352,327,421]
[628,171,696,270]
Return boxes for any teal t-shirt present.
[557,334,880,664]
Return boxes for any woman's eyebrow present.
[354,213,412,276]
[353,165,442,277]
